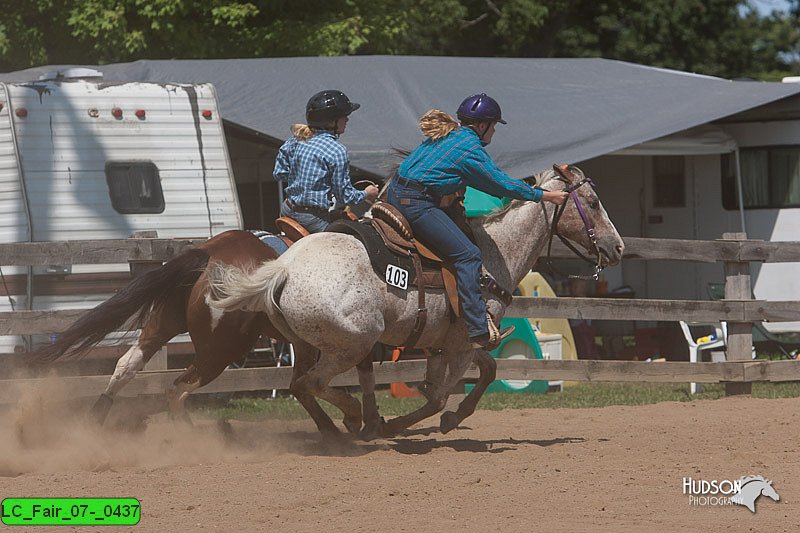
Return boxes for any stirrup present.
[470,324,515,351]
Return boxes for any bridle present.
[537,164,604,281]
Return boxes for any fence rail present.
[1,232,799,401]
[5,297,800,336]
[3,235,800,266]
[2,359,800,405]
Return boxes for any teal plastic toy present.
[463,188,548,394]
[463,187,510,217]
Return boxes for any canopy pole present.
[734,149,747,234]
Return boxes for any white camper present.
[0,69,242,352]
[581,94,800,332]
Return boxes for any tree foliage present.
[0,0,797,79]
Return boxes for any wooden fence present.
[2,232,800,402]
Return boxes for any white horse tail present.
[206,258,288,315]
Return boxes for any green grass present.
[194,381,800,421]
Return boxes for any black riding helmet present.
[306,90,360,128]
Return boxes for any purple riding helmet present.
[456,93,507,125]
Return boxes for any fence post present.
[722,232,752,395]
[128,231,168,371]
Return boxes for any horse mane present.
[739,475,770,485]
[480,168,558,222]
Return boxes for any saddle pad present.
[327,220,418,286]
[249,230,290,256]
[330,218,453,290]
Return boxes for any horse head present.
[537,164,624,269]
[733,475,780,512]
[760,478,780,502]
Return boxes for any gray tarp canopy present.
[4,56,800,178]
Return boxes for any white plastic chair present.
[271,340,295,399]
[679,321,727,394]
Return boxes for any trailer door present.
[644,155,699,299]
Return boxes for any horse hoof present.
[360,425,379,441]
[169,411,194,427]
[360,418,385,442]
[343,416,363,435]
[88,394,113,425]
[440,411,460,434]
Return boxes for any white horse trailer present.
[582,89,800,332]
[0,69,242,353]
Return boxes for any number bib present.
[385,264,409,290]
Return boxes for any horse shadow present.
[92,402,592,458]
[211,421,588,457]
[388,425,588,455]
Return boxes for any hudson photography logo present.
[683,475,780,512]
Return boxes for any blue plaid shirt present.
[398,127,543,202]
[274,130,367,209]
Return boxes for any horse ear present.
[553,163,574,182]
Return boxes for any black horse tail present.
[32,248,210,363]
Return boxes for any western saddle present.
[274,202,510,349]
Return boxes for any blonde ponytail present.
[291,123,315,141]
[419,109,459,141]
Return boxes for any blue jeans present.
[386,183,487,338]
[280,201,331,234]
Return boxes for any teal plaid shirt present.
[274,130,367,209]
[398,127,542,202]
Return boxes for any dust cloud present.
[0,380,317,477]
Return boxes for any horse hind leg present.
[89,337,164,425]
[291,347,368,437]
[356,348,384,441]
[289,341,340,436]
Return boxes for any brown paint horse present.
[33,230,288,424]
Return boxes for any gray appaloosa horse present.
[208,166,624,439]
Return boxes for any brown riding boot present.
[469,313,515,351]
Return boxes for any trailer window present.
[105,162,165,214]
[722,147,800,209]
[652,156,685,208]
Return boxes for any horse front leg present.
[167,365,202,426]
[416,349,447,401]
[379,393,449,437]
[378,350,453,437]
[439,348,496,433]
[92,298,186,426]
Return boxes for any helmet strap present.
[468,121,492,146]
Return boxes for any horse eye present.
[590,200,599,209]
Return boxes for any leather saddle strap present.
[403,252,427,347]
[480,274,514,307]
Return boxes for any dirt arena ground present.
[1,394,798,532]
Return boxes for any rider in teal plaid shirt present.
[388,95,567,350]
[275,90,378,233]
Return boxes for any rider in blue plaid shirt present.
[275,90,379,233]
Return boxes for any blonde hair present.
[419,109,459,141]
[291,123,315,141]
